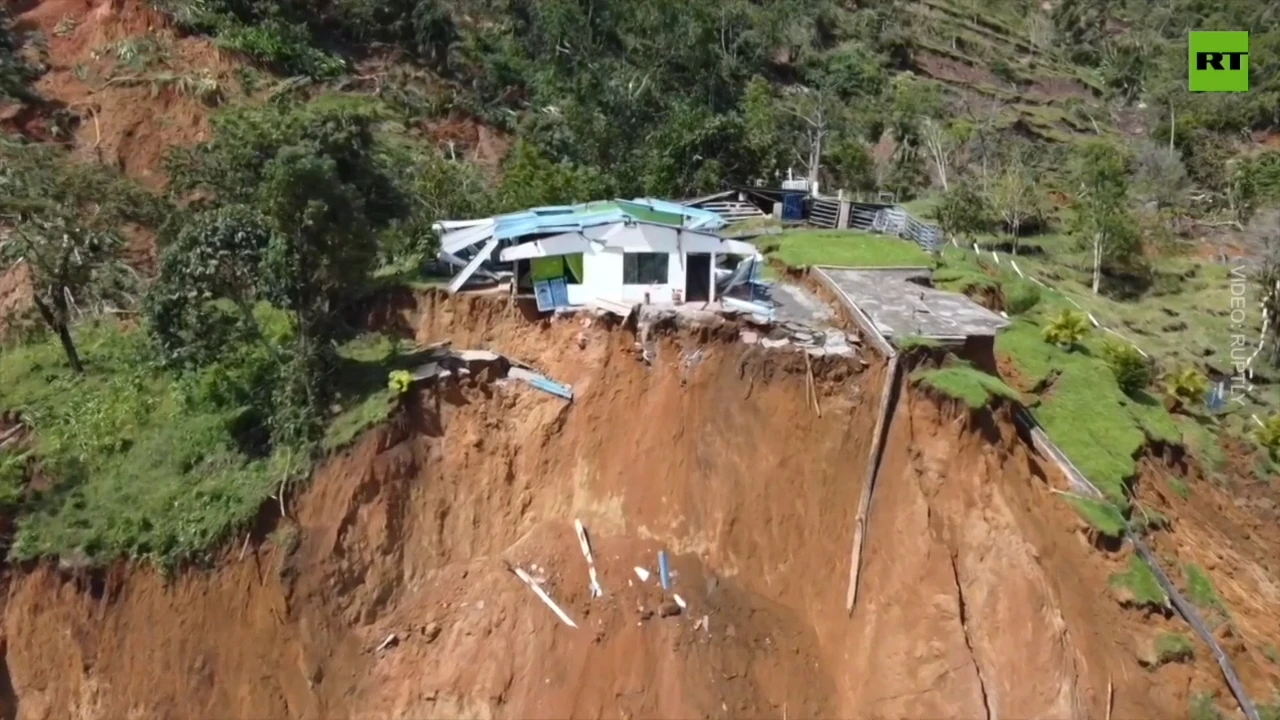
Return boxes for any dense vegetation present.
[1,0,1279,570]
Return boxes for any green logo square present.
[1189,31,1249,92]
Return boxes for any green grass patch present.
[763,230,931,268]
[1063,493,1127,537]
[1,322,288,567]
[0,321,406,568]
[996,317,1180,505]
[1167,476,1190,499]
[1260,697,1280,720]
[912,364,1020,409]
[1108,554,1169,609]
[894,334,943,351]
[1133,503,1170,532]
[1153,632,1195,665]
[933,260,1041,315]
[933,265,998,293]
[1190,691,1224,720]
[1183,563,1226,615]
[323,332,424,451]
[1179,417,1228,478]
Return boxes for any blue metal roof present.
[486,198,726,241]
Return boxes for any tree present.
[740,76,788,183]
[779,85,835,189]
[153,99,415,447]
[825,137,876,194]
[1132,140,1188,210]
[1068,139,1140,294]
[1258,218,1280,368]
[918,117,953,190]
[1224,158,1259,230]
[496,139,616,211]
[988,153,1038,255]
[936,183,989,246]
[0,142,156,372]
[1,5,41,103]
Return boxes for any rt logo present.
[1189,31,1249,92]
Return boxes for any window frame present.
[622,252,670,285]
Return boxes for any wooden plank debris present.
[512,566,578,629]
[575,519,603,598]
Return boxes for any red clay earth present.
[0,291,1276,719]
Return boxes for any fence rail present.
[824,198,943,252]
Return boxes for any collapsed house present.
[435,199,766,312]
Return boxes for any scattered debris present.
[694,615,710,632]
[512,566,578,629]
[423,623,442,643]
[575,519,604,598]
[509,367,574,401]
[723,296,775,320]
[659,601,682,618]
[740,330,759,344]
[659,550,672,591]
[374,633,399,653]
[634,567,652,583]
[673,594,687,610]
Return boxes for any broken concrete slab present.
[816,266,1009,339]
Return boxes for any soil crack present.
[948,552,993,720]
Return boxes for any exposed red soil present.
[0,294,886,718]
[0,290,1272,718]
[1132,450,1280,703]
[913,51,1092,105]
[1023,76,1093,104]
[13,0,242,189]
[914,51,1002,89]
[864,389,1233,719]
[423,112,512,178]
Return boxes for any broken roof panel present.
[437,198,727,255]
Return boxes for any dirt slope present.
[13,0,237,187]
[0,293,1275,719]
[0,296,883,719]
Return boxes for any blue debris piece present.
[658,550,672,590]
[509,367,574,401]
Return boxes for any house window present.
[623,253,668,285]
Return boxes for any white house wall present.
[498,221,755,306]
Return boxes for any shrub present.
[1254,414,1280,460]
[387,370,413,394]
[1100,339,1152,396]
[1163,367,1209,412]
[1042,309,1090,349]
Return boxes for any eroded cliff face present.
[0,294,1271,720]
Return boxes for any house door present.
[685,253,712,303]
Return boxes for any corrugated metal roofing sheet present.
[438,198,726,253]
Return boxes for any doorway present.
[685,253,712,303]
